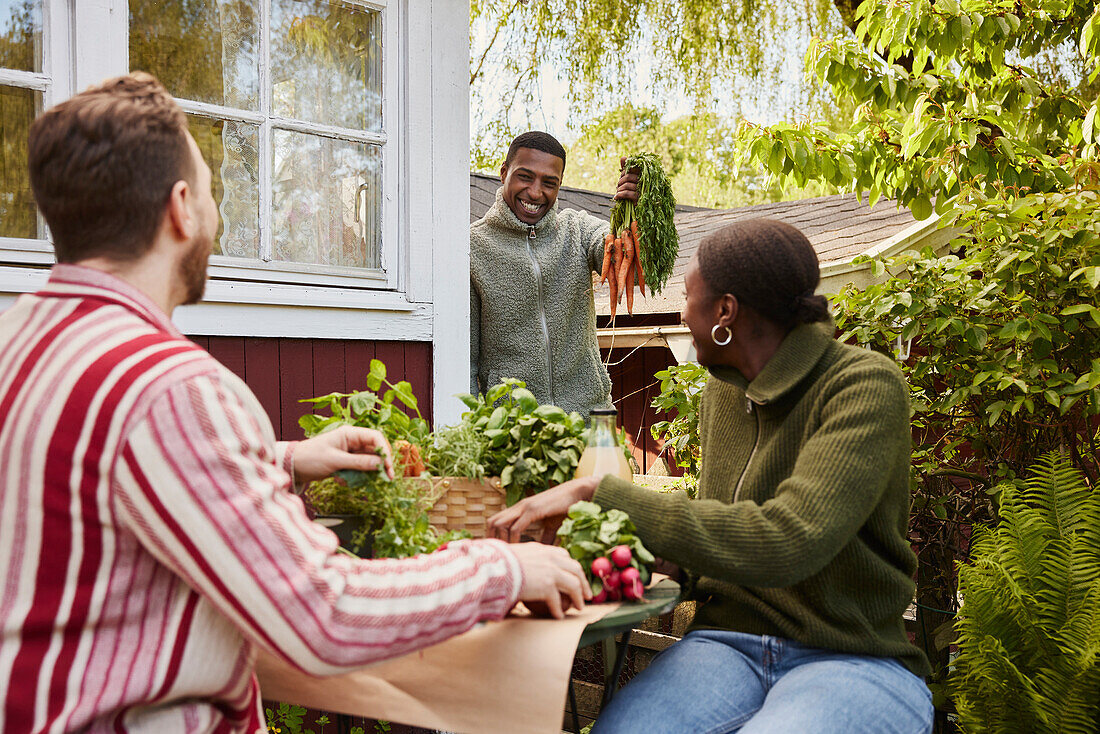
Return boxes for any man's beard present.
[179,234,212,306]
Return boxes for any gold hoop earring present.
[711,324,732,346]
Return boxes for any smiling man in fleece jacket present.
[470,131,638,416]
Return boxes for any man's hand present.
[509,542,591,619]
[613,156,641,203]
[488,476,599,543]
[292,425,394,484]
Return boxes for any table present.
[567,578,681,733]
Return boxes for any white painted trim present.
[72,0,127,90]
[178,99,266,125]
[0,69,49,90]
[0,265,432,340]
[269,115,387,146]
[426,0,472,426]
[173,302,432,340]
[205,256,390,287]
[819,214,944,279]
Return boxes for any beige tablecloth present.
[256,601,620,734]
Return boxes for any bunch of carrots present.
[601,153,678,318]
[599,219,646,318]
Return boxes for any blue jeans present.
[592,630,933,734]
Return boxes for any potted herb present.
[299,359,463,557]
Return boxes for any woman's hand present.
[292,425,394,484]
[487,476,600,543]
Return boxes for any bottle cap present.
[589,407,618,416]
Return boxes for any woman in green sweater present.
[489,219,933,733]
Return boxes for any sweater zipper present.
[525,225,554,405]
[733,397,761,502]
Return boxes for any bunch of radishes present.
[589,545,648,602]
[556,501,655,604]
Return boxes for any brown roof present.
[595,192,920,316]
[470,172,705,222]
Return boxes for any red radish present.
[607,587,622,602]
[591,556,613,578]
[591,589,608,604]
[622,578,644,601]
[606,569,621,590]
[621,566,640,584]
[610,545,632,568]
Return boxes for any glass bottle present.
[575,407,633,482]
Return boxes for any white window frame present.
[0,0,71,262]
[0,0,417,300]
[0,0,472,425]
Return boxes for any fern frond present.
[952,454,1098,732]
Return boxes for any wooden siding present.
[188,336,433,442]
[603,344,680,476]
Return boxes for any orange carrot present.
[617,231,633,303]
[625,239,636,315]
[630,219,645,295]
[611,237,623,316]
[599,233,614,285]
[608,257,618,319]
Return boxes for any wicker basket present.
[421,476,543,539]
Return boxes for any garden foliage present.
[953,454,1100,733]
[457,379,587,505]
[735,0,1100,720]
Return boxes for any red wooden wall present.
[187,336,433,441]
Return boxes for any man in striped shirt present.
[0,73,589,734]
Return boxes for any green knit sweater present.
[595,322,931,676]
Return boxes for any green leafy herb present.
[422,422,490,479]
[300,360,465,558]
[609,152,679,294]
[456,379,587,505]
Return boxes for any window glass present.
[272,129,380,269]
[271,0,382,132]
[129,0,259,110]
[127,0,386,273]
[0,85,40,238]
[0,0,42,73]
[188,114,260,259]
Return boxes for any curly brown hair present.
[27,72,194,263]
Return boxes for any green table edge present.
[577,578,682,648]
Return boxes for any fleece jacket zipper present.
[525,225,555,406]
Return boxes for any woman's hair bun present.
[792,293,830,325]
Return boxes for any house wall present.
[189,336,433,443]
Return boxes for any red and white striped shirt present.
[0,265,523,733]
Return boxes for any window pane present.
[272,129,380,269]
[188,114,260,259]
[271,0,382,132]
[129,0,259,110]
[0,0,42,72]
[0,85,39,238]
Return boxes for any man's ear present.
[499,161,508,184]
[164,179,194,241]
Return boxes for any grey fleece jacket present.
[470,188,613,416]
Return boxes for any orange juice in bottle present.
[575,407,633,482]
